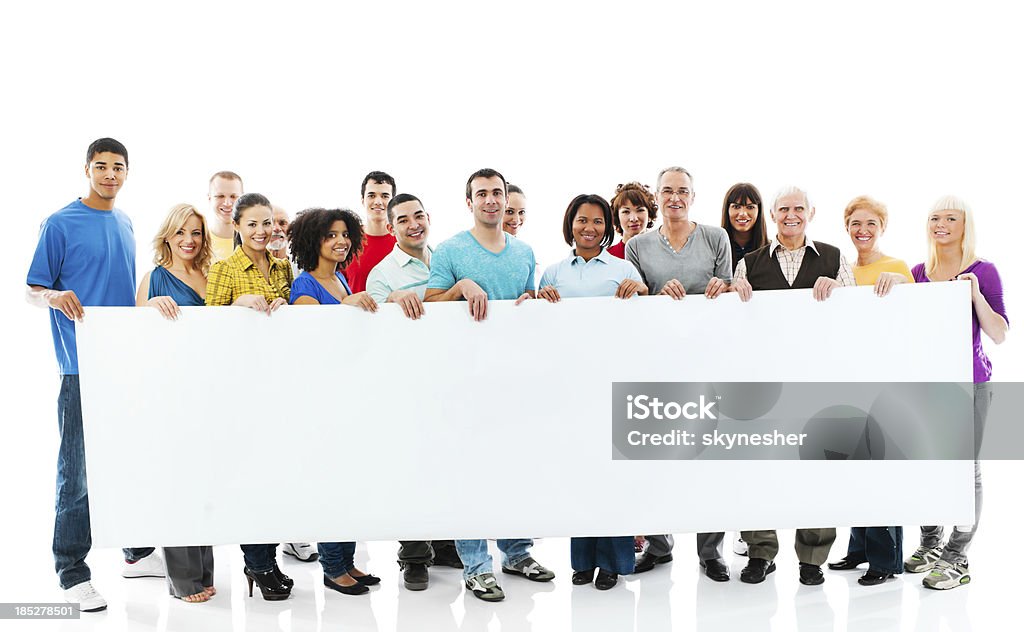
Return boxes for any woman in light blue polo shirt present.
[538,194,647,303]
[538,194,646,589]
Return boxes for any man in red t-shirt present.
[343,171,398,293]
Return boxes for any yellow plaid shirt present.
[205,246,293,306]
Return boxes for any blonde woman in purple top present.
[904,195,1008,590]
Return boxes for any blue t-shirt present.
[26,199,136,375]
[539,249,644,298]
[289,271,352,305]
[427,231,536,300]
[148,266,204,306]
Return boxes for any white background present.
[1,1,1020,630]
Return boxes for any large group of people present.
[26,138,1008,612]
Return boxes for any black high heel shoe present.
[244,567,291,601]
[272,563,294,589]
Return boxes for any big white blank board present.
[77,283,973,547]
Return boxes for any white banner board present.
[77,283,973,547]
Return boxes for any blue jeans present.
[317,542,356,577]
[571,536,635,575]
[52,376,156,589]
[847,527,904,575]
[53,375,91,589]
[241,544,278,573]
[454,539,532,580]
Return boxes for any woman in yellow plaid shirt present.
[205,193,293,315]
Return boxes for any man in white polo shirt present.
[366,193,433,319]
[366,192,463,589]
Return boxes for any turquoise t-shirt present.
[26,199,136,375]
[427,231,536,300]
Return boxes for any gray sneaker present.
[923,559,970,589]
[905,545,943,573]
[502,556,555,582]
[466,573,505,601]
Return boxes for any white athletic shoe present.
[122,552,166,578]
[282,542,319,562]
[733,535,749,556]
[63,581,107,612]
[923,559,971,589]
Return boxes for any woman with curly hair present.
[607,182,658,259]
[287,208,380,596]
[287,208,378,311]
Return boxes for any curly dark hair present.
[610,182,658,234]
[287,208,365,273]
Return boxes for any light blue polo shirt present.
[365,244,433,303]
[538,248,643,298]
[427,231,536,300]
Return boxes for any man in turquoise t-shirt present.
[425,168,536,321]
[424,168,550,602]
[26,138,165,613]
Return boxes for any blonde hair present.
[843,195,888,230]
[925,195,976,278]
[152,203,213,274]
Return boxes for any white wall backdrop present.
[2,0,1020,535]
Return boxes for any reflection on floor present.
[6,460,1020,632]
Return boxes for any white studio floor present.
[2,463,1021,631]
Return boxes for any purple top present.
[912,259,1008,382]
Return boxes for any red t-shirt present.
[607,241,626,259]
[343,233,397,294]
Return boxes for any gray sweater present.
[625,223,732,294]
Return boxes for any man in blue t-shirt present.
[26,138,165,613]
[423,168,551,602]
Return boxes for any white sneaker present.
[282,542,319,562]
[733,536,748,556]
[122,552,166,578]
[63,581,107,612]
[922,559,971,589]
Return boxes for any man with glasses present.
[625,166,733,581]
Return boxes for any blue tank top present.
[289,271,352,305]
[148,266,204,306]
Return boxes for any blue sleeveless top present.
[148,266,204,306]
[289,271,352,305]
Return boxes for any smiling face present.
[728,198,759,234]
[503,192,527,235]
[209,176,243,226]
[320,220,353,265]
[928,209,965,246]
[467,175,507,228]
[847,208,884,254]
[572,203,607,254]
[168,214,204,264]
[362,180,393,224]
[657,171,694,221]
[85,151,127,201]
[617,202,650,239]
[269,207,290,251]
[771,192,814,243]
[389,200,430,251]
[234,205,273,252]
